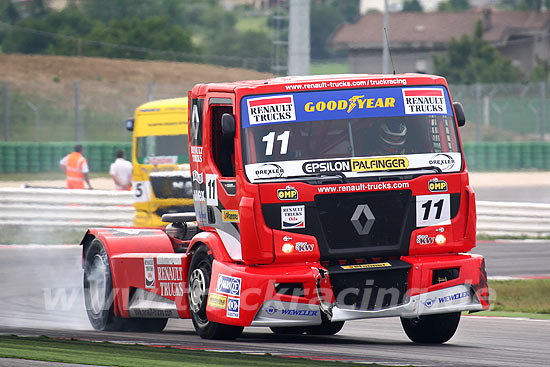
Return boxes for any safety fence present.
[1,141,549,174]
[0,188,548,238]
[0,142,131,173]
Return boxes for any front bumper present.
[206,253,489,327]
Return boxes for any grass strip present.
[468,311,550,320]
[0,335,384,367]
[488,279,550,314]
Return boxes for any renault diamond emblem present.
[351,204,375,235]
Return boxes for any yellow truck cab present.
[126,97,193,227]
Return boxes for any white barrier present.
[0,188,548,237]
[476,201,550,237]
[0,188,134,228]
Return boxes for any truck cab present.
[82,74,488,344]
[127,97,194,227]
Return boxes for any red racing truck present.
[81,74,489,343]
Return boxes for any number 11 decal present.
[416,194,450,227]
[206,174,218,206]
[262,131,289,156]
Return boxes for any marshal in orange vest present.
[59,145,93,189]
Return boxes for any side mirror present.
[125,118,134,131]
[453,102,466,127]
[221,113,236,140]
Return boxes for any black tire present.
[401,312,461,344]
[83,238,126,331]
[305,313,345,335]
[270,326,307,335]
[125,318,168,333]
[188,245,243,340]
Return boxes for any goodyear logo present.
[351,157,408,172]
[222,210,240,223]
[428,178,448,192]
[341,262,392,270]
[304,96,395,113]
[208,293,227,309]
[277,186,298,201]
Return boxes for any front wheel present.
[305,314,344,335]
[188,245,243,340]
[400,312,461,344]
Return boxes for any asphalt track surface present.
[1,243,549,366]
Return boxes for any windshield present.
[241,86,461,182]
[136,134,189,165]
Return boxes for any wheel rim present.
[189,268,207,313]
[88,254,107,315]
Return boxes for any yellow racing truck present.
[126,97,193,227]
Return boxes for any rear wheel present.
[400,312,461,344]
[83,239,125,331]
[188,245,243,340]
[83,238,168,332]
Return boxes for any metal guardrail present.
[0,188,548,237]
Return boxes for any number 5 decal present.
[206,174,218,206]
[416,194,451,227]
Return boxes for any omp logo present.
[277,186,298,200]
[428,178,448,192]
[351,204,375,235]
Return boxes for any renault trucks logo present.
[351,204,375,235]
[247,95,296,125]
[403,88,447,115]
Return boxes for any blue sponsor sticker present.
[216,274,241,297]
[227,297,240,318]
[241,86,452,128]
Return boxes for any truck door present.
[190,94,243,261]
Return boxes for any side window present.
[211,105,235,177]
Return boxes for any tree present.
[530,59,550,81]
[437,0,470,12]
[433,21,522,84]
[498,0,550,11]
[2,7,94,55]
[0,0,20,24]
[403,0,423,12]
[310,0,359,60]
[85,16,195,61]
